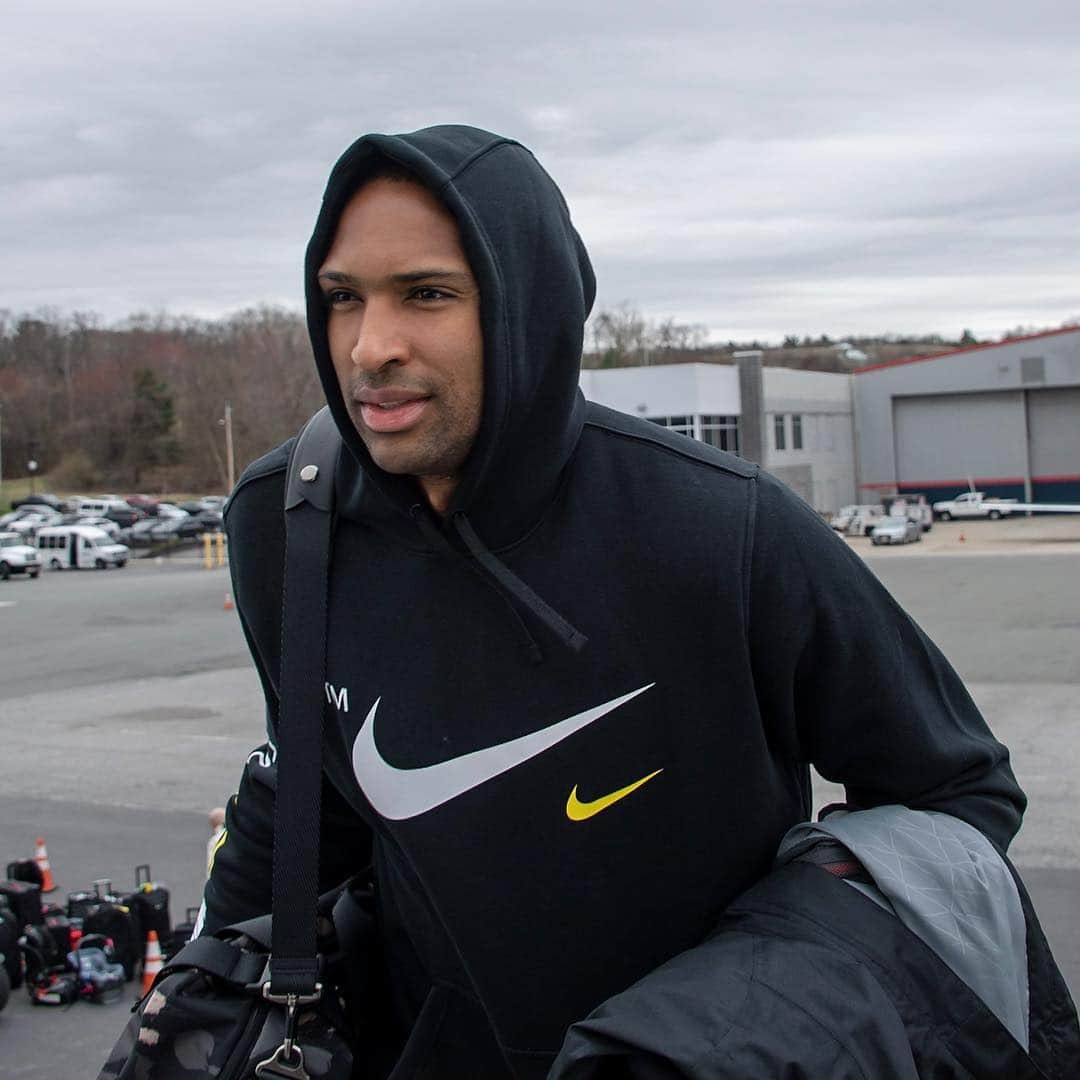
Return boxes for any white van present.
[0,531,41,579]
[36,525,129,570]
[73,497,132,518]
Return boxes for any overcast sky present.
[3,0,1078,342]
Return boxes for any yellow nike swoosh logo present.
[566,769,663,821]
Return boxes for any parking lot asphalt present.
[1,543,1078,1075]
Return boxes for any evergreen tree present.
[129,367,178,484]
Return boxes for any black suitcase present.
[6,858,44,890]
[0,879,43,928]
[0,906,23,989]
[45,913,74,958]
[67,882,106,923]
[126,864,171,944]
[68,878,139,929]
[82,901,141,981]
[163,906,200,960]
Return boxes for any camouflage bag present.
[96,888,368,1080]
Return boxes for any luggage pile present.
[1,848,193,1011]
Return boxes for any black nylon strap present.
[163,936,268,990]
[268,496,332,995]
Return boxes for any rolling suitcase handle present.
[135,865,151,889]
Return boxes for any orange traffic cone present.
[142,930,164,994]
[34,836,57,892]
[223,592,234,612]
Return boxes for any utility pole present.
[223,402,235,494]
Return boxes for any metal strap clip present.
[254,983,322,1079]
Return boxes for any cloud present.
[2,0,1078,339]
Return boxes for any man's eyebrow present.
[392,268,473,285]
[317,268,473,286]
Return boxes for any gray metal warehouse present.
[852,327,1080,506]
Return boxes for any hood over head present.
[305,125,596,550]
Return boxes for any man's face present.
[318,178,483,499]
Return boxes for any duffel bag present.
[96,877,374,1080]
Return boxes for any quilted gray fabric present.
[779,806,1030,1050]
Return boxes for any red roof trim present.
[859,473,1080,490]
[853,325,1080,375]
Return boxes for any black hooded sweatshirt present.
[204,125,1025,1078]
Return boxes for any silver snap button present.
[299,465,319,482]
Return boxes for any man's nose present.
[349,301,407,370]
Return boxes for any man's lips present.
[355,392,431,433]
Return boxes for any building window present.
[647,414,741,455]
[700,415,740,454]
[774,413,786,451]
[647,415,695,438]
[791,414,803,450]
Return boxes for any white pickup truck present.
[932,492,1017,520]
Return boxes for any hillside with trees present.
[1,305,1072,494]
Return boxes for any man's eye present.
[412,287,449,302]
[325,289,358,307]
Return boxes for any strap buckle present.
[254,983,322,1079]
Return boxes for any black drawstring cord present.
[409,505,545,665]
[451,511,588,654]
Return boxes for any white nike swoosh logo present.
[351,684,654,820]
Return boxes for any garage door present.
[1027,386,1080,500]
[892,391,1026,488]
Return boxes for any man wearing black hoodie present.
[203,126,1027,1077]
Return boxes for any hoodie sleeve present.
[746,470,1025,849]
[550,475,1026,1074]
[201,733,373,934]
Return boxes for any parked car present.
[126,494,161,516]
[178,497,225,514]
[148,517,186,542]
[0,531,41,579]
[6,510,63,537]
[185,510,223,534]
[104,505,146,529]
[884,493,933,532]
[870,516,922,545]
[122,519,162,546]
[151,512,223,542]
[74,516,123,539]
[9,492,63,512]
[155,503,189,520]
[36,525,129,569]
[1,507,49,527]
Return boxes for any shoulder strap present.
[285,406,340,513]
[266,407,339,998]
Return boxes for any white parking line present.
[0,600,16,608]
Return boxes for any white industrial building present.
[852,327,1080,505]
[579,361,857,514]
[579,327,1080,516]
